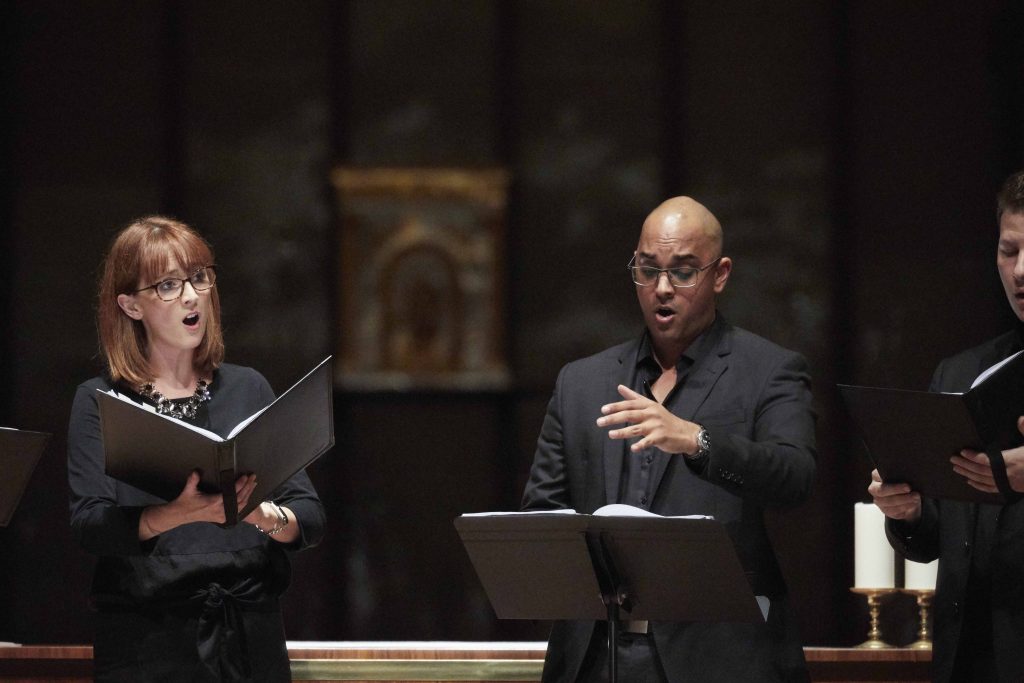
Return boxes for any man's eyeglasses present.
[135,266,217,302]
[628,256,720,288]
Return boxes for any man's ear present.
[116,293,144,320]
[712,257,733,293]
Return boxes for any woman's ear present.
[116,293,144,320]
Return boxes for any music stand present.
[0,428,50,527]
[455,512,761,683]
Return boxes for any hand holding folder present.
[840,350,1024,504]
[98,358,334,525]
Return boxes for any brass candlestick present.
[850,588,897,648]
[903,589,934,649]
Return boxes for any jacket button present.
[964,540,971,554]
[953,601,960,617]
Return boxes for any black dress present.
[68,363,326,683]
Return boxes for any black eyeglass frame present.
[133,265,218,302]
[627,255,722,289]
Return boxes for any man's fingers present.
[965,478,999,493]
[874,492,921,519]
[597,409,643,427]
[871,482,912,498]
[952,453,993,477]
[600,399,644,416]
[873,492,918,509]
[617,384,643,400]
[609,423,647,440]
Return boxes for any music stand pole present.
[602,594,625,683]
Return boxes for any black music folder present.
[98,357,334,525]
[0,428,50,527]
[839,351,1024,504]
[454,509,762,623]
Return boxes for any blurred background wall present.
[1,0,1022,648]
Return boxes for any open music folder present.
[98,357,334,525]
[839,349,1024,504]
[0,427,50,527]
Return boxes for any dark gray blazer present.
[886,328,1024,683]
[522,316,816,683]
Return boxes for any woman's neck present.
[146,348,199,397]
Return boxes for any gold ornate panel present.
[331,167,510,390]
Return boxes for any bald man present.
[522,197,816,682]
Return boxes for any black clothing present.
[68,363,325,682]
[886,329,1024,683]
[522,317,816,683]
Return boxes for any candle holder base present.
[903,588,934,650]
[851,588,897,649]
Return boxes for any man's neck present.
[651,342,686,372]
[650,316,716,371]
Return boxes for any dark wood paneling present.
[1,0,1022,651]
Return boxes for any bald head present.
[638,196,723,257]
[633,196,731,363]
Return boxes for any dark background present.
[2,0,1023,648]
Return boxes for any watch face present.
[698,428,711,451]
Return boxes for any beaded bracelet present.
[255,502,289,536]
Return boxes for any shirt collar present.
[635,313,721,373]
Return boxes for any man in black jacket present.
[870,170,1024,682]
[522,196,816,682]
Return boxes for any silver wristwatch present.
[691,426,711,460]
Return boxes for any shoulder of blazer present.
[561,336,643,373]
[717,321,801,365]
[946,329,1020,368]
[934,329,1021,391]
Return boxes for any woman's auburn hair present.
[97,216,224,386]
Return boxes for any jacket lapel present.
[602,341,640,507]
[649,321,732,500]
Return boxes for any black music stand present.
[454,512,762,683]
[0,428,50,527]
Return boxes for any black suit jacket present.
[522,316,816,683]
[886,328,1024,683]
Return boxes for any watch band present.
[690,426,711,460]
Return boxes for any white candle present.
[904,559,938,590]
[854,502,894,588]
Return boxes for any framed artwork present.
[330,167,511,390]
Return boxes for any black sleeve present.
[521,365,573,511]
[885,498,940,563]
[251,370,326,549]
[702,351,817,509]
[67,383,149,556]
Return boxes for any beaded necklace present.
[138,379,211,420]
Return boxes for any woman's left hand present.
[139,472,258,540]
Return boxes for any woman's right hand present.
[139,471,258,540]
[867,468,922,522]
